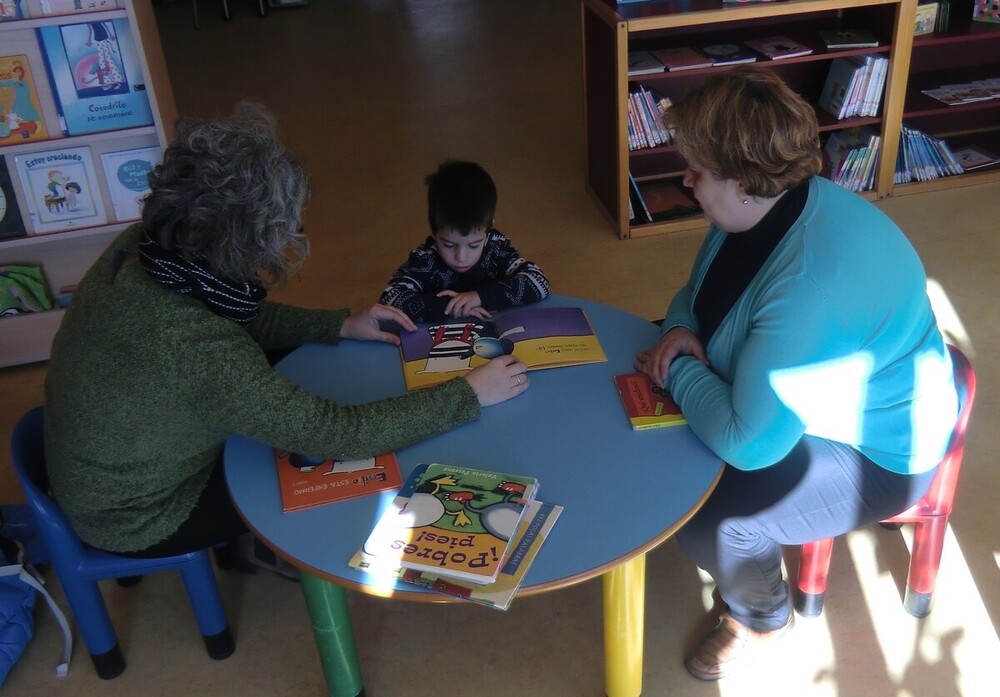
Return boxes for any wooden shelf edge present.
[0,308,63,368]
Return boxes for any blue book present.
[36,18,153,135]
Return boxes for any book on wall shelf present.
[398,306,607,391]
[349,495,563,611]
[275,450,404,512]
[952,145,1000,171]
[973,0,1000,24]
[627,50,664,76]
[355,462,540,586]
[37,0,117,15]
[36,18,154,136]
[100,146,160,222]
[744,35,813,60]
[699,44,757,66]
[817,54,887,120]
[12,145,107,233]
[627,84,672,151]
[0,155,26,239]
[637,179,700,222]
[921,79,1000,106]
[818,28,879,49]
[897,125,963,183]
[0,0,25,22]
[650,47,713,72]
[914,3,939,35]
[614,372,686,431]
[0,54,49,145]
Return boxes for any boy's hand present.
[340,304,417,346]
[438,290,492,319]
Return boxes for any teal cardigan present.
[44,226,480,552]
[663,177,957,475]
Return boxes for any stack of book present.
[817,54,889,120]
[627,85,674,151]
[921,78,1000,106]
[896,125,964,183]
[350,463,562,610]
[824,126,881,192]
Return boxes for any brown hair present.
[665,66,822,198]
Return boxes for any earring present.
[742,198,749,205]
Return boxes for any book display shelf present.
[582,0,1000,239]
[0,0,176,367]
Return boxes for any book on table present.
[350,495,562,611]
[398,306,607,391]
[356,463,540,586]
[275,450,404,512]
[614,372,686,431]
[743,35,814,60]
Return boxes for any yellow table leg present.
[603,554,646,697]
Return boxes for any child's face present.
[434,227,487,274]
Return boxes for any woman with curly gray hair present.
[43,102,528,573]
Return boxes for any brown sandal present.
[684,611,794,680]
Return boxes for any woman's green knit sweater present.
[44,226,480,552]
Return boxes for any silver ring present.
[514,375,522,385]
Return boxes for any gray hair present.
[142,101,310,287]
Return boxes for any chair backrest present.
[892,344,976,520]
[10,406,89,563]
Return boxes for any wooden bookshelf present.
[0,0,176,367]
[581,0,1000,238]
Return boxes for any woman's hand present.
[635,326,707,388]
[438,289,491,319]
[340,304,417,346]
[463,354,529,407]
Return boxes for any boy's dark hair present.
[426,160,497,235]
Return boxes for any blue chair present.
[10,407,234,679]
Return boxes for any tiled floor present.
[2,2,998,695]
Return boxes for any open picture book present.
[398,306,607,391]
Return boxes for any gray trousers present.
[675,435,937,632]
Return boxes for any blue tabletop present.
[224,295,722,597]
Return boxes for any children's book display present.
[12,145,106,232]
[614,372,686,430]
[896,125,963,183]
[350,496,562,610]
[914,2,940,35]
[817,54,888,120]
[275,450,404,512]
[356,463,541,586]
[0,156,25,239]
[0,54,48,145]
[627,84,673,151]
[36,18,154,135]
[921,78,1000,106]
[398,306,607,391]
[100,146,159,222]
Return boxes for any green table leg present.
[300,572,365,697]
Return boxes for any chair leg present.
[796,537,835,617]
[179,552,235,660]
[59,576,126,678]
[903,516,949,618]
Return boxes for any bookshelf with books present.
[0,0,176,367]
[581,0,999,239]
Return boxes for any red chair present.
[795,344,976,619]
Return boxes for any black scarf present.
[138,227,267,324]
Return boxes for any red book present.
[614,373,686,431]
[275,450,403,511]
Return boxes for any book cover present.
[12,145,107,233]
[650,47,713,72]
[637,179,699,222]
[36,18,154,135]
[699,43,757,66]
[0,155,26,239]
[818,28,879,49]
[614,372,686,430]
[37,0,115,15]
[0,0,25,21]
[627,50,664,76]
[350,498,562,611]
[973,0,1000,24]
[744,35,814,60]
[275,450,403,512]
[100,146,160,222]
[398,306,607,391]
[914,3,939,35]
[953,145,999,171]
[0,54,48,145]
[358,463,540,585]
[818,57,863,119]
[628,171,651,223]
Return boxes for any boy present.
[379,160,550,322]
